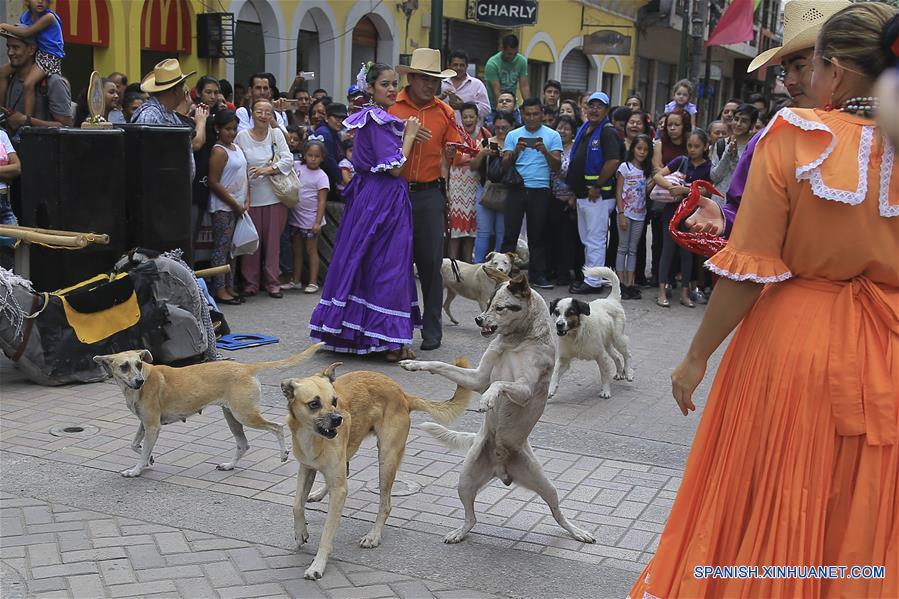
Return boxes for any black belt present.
[408,180,442,193]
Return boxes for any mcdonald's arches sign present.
[55,0,110,47]
[141,0,192,53]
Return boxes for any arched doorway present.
[235,2,265,91]
[560,48,592,97]
[296,8,337,95]
[351,17,379,70]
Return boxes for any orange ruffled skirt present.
[630,277,899,598]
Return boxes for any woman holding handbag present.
[447,102,488,262]
[235,98,294,298]
[207,109,248,305]
[470,111,514,263]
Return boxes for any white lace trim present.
[879,140,899,218]
[309,322,413,345]
[371,156,406,173]
[766,110,894,209]
[705,260,793,283]
[343,108,404,137]
[318,295,414,318]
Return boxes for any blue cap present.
[347,85,363,97]
[587,91,610,105]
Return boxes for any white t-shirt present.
[236,106,287,133]
[208,143,248,213]
[0,130,17,191]
[235,127,293,208]
[616,161,648,222]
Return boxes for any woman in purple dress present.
[309,63,422,360]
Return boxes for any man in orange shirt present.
[390,49,461,351]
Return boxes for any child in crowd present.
[284,137,328,293]
[285,125,305,157]
[615,134,653,300]
[337,138,354,198]
[206,109,248,305]
[0,0,65,117]
[652,128,711,309]
[664,79,698,117]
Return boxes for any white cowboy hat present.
[396,48,455,79]
[140,59,196,93]
[747,0,851,72]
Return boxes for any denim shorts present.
[0,189,18,247]
[287,224,317,240]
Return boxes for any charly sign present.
[474,0,539,27]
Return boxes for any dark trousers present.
[411,187,445,343]
[546,199,582,282]
[605,211,619,268]
[502,187,550,276]
[635,221,649,285]
[652,211,671,282]
[659,203,692,285]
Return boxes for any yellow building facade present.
[34,0,644,105]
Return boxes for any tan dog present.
[441,252,514,325]
[94,343,321,478]
[281,358,471,579]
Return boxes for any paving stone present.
[227,546,269,571]
[203,560,245,587]
[164,549,229,566]
[25,576,69,593]
[61,547,128,564]
[107,580,177,597]
[327,583,397,599]
[618,529,657,552]
[98,558,136,586]
[217,582,288,598]
[67,573,105,598]
[136,564,203,582]
[125,544,166,569]
[282,578,329,598]
[153,531,191,554]
[345,569,412,586]
[27,542,62,567]
[30,562,100,580]
[174,576,217,598]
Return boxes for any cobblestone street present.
[1,285,725,598]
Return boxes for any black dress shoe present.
[569,281,603,295]
[268,291,284,299]
[420,339,441,351]
[620,286,634,300]
[555,275,572,287]
[531,275,554,289]
[216,296,242,306]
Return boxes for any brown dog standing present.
[94,343,322,477]
[281,358,471,579]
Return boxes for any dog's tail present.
[583,266,621,301]
[245,342,323,373]
[419,422,477,452]
[405,357,472,425]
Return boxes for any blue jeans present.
[474,201,504,263]
[0,190,18,247]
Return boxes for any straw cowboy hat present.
[140,59,196,93]
[747,0,851,72]
[396,48,455,78]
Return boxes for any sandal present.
[216,296,242,306]
[680,298,696,308]
[385,346,416,363]
[304,283,320,294]
[656,298,670,308]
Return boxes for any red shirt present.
[389,89,461,183]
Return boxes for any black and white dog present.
[549,267,633,399]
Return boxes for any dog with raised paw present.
[441,252,514,325]
[281,359,471,579]
[94,343,322,478]
[549,266,633,399]
[401,273,595,546]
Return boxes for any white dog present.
[441,252,514,325]
[548,267,633,399]
[401,274,595,545]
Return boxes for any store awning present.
[55,0,110,47]
[141,0,192,53]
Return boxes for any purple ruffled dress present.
[308,106,422,354]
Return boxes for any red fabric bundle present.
[669,179,728,258]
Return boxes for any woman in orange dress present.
[630,4,899,597]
